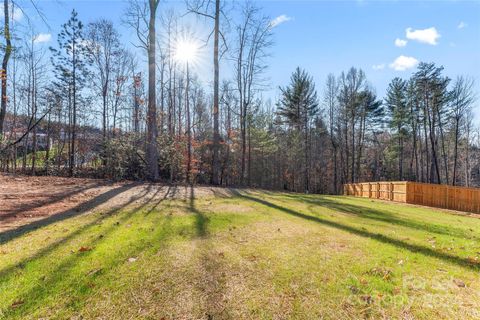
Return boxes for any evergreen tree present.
[413,62,450,184]
[385,77,408,179]
[277,67,319,193]
[50,9,91,176]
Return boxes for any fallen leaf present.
[360,295,372,304]
[11,300,24,308]
[467,256,479,264]
[453,279,466,288]
[348,285,359,294]
[78,246,92,252]
[86,268,103,276]
[366,267,393,280]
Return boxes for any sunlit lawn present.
[1,188,479,319]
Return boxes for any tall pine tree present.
[386,77,408,180]
[277,67,319,193]
[50,9,91,176]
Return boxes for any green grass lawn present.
[1,188,479,319]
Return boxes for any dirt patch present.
[0,174,237,233]
[0,174,115,231]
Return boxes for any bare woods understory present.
[0,1,479,194]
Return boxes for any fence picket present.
[344,181,480,214]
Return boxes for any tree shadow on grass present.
[144,185,173,216]
[208,187,240,199]
[189,185,208,238]
[0,184,155,279]
[188,185,230,318]
[1,185,174,318]
[237,192,479,271]
[0,182,140,245]
[0,181,102,223]
[281,194,470,238]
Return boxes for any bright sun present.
[175,40,198,64]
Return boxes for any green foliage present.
[103,136,146,180]
[50,9,91,95]
[277,67,319,130]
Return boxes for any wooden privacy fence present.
[344,181,480,214]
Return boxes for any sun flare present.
[174,40,199,64]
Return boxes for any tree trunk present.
[304,123,309,193]
[0,0,12,136]
[241,102,247,185]
[70,42,77,177]
[101,74,108,167]
[452,118,460,186]
[146,0,159,181]
[185,63,191,183]
[211,0,220,185]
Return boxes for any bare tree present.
[324,74,339,193]
[0,0,12,136]
[449,76,475,185]
[233,2,272,185]
[86,19,122,167]
[124,0,160,180]
[187,0,229,185]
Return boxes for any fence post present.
[446,185,449,210]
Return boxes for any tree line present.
[0,0,479,193]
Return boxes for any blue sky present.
[13,0,480,123]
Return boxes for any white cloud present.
[33,33,52,44]
[270,14,292,28]
[406,27,440,45]
[394,38,407,47]
[372,63,385,70]
[389,55,419,71]
[457,21,467,29]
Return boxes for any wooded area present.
[344,181,480,214]
[2,2,480,318]
[0,0,479,194]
